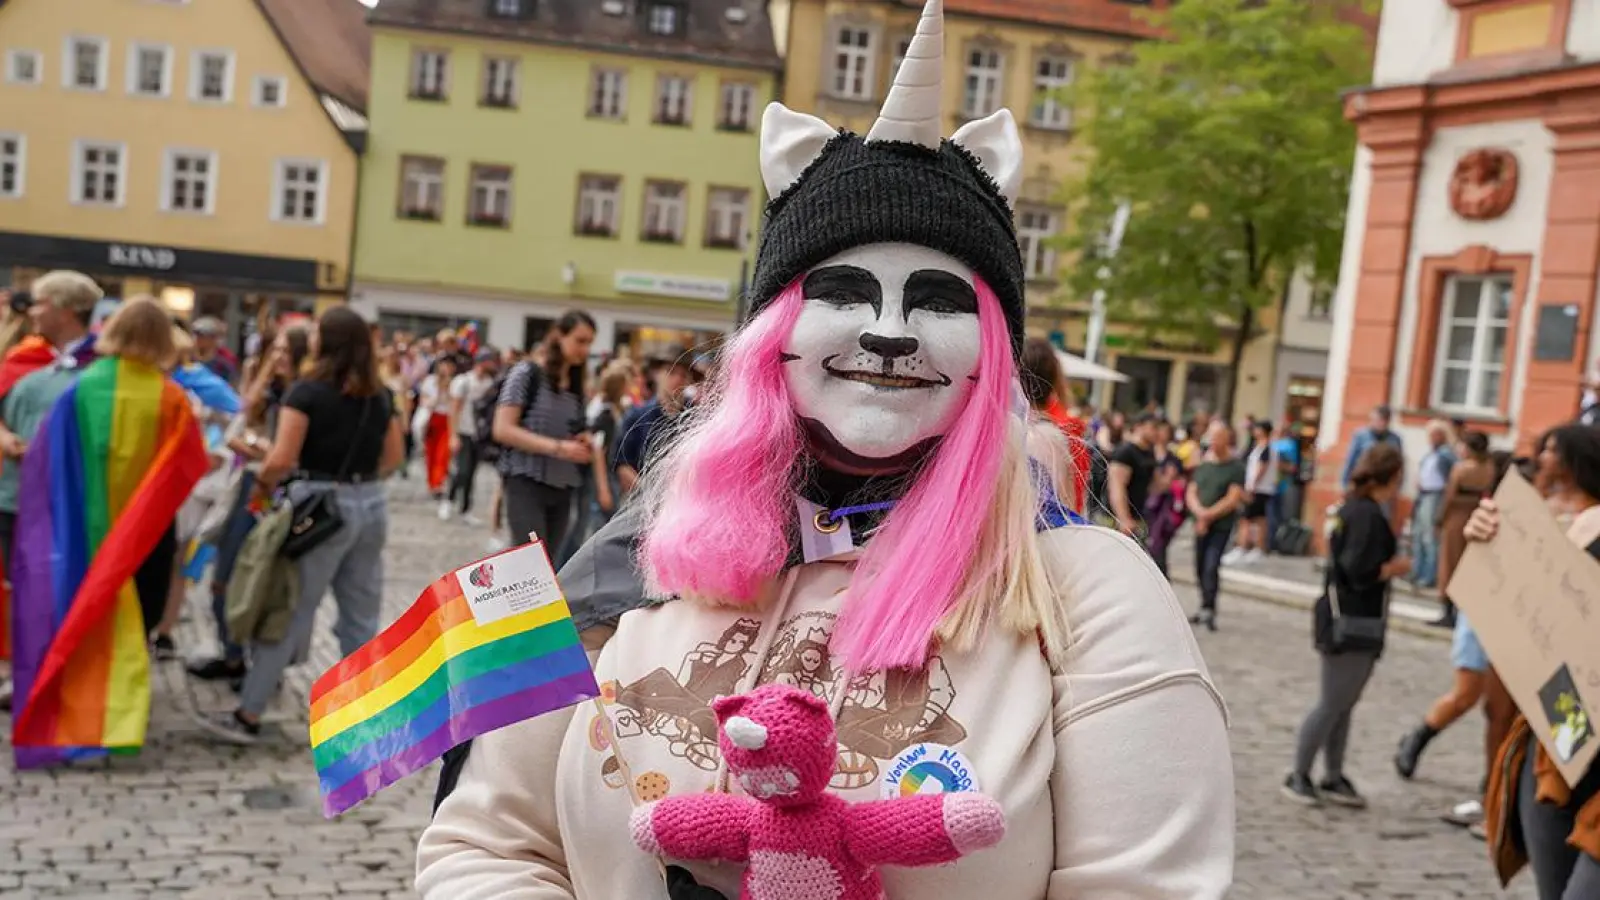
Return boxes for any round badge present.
[879,743,979,800]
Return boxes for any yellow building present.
[353,0,781,358]
[0,0,369,343]
[774,0,1278,419]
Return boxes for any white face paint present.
[783,243,982,466]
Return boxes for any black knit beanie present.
[745,133,1027,357]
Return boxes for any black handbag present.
[1319,523,1388,653]
[281,397,371,560]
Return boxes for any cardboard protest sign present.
[1449,471,1600,788]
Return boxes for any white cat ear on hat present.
[757,0,1024,205]
[952,110,1023,206]
[760,104,836,199]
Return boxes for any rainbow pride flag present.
[310,540,598,817]
[10,357,208,768]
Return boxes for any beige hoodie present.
[417,526,1235,898]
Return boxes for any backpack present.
[474,363,539,463]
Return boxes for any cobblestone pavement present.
[0,478,1536,898]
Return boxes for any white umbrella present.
[1056,350,1129,383]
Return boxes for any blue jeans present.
[209,470,259,663]
[1194,521,1234,613]
[238,482,388,718]
[1413,491,1443,587]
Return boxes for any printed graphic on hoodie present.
[606,610,965,788]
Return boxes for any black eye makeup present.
[804,266,883,316]
[903,270,977,317]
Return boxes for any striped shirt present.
[495,362,582,489]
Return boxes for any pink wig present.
[832,278,1014,670]
[640,278,1017,674]
[639,283,806,602]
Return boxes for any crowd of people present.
[0,270,705,749]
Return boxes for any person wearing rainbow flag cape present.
[9,297,208,768]
[418,2,1234,896]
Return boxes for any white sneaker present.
[1243,548,1265,564]
[461,513,483,527]
[1221,548,1246,566]
[437,500,452,521]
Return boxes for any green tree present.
[1060,0,1374,419]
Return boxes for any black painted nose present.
[859,332,919,360]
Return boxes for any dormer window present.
[490,0,529,17]
[647,3,682,36]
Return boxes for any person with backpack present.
[445,349,500,524]
[491,311,595,551]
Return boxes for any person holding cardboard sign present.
[1283,444,1409,809]
[1471,424,1600,900]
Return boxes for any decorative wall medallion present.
[1450,148,1519,221]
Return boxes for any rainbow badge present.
[309,541,599,817]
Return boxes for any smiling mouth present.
[822,356,948,389]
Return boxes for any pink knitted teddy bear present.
[629,683,1006,900]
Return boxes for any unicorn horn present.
[866,0,944,148]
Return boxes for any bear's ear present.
[711,694,749,723]
[785,690,830,715]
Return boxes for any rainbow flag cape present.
[10,358,208,768]
[310,540,598,817]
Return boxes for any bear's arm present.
[632,795,754,864]
[842,794,1004,867]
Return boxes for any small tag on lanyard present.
[797,497,854,563]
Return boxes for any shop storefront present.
[1,230,330,354]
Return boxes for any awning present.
[1056,350,1130,383]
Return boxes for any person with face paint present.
[417,3,1233,897]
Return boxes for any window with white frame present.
[129,44,170,97]
[589,68,626,119]
[656,75,692,126]
[254,76,286,108]
[491,0,527,17]
[6,50,41,85]
[0,135,24,198]
[74,141,124,205]
[1031,55,1073,130]
[67,37,107,90]
[410,49,449,100]
[399,156,444,220]
[641,181,685,242]
[963,48,1004,118]
[719,82,755,131]
[576,175,621,237]
[163,150,215,213]
[1433,274,1513,414]
[831,27,874,100]
[647,3,682,35]
[1017,207,1060,280]
[890,36,911,84]
[274,160,325,224]
[191,51,233,102]
[481,56,518,108]
[468,165,513,227]
[705,186,748,249]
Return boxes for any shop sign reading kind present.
[108,243,178,272]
